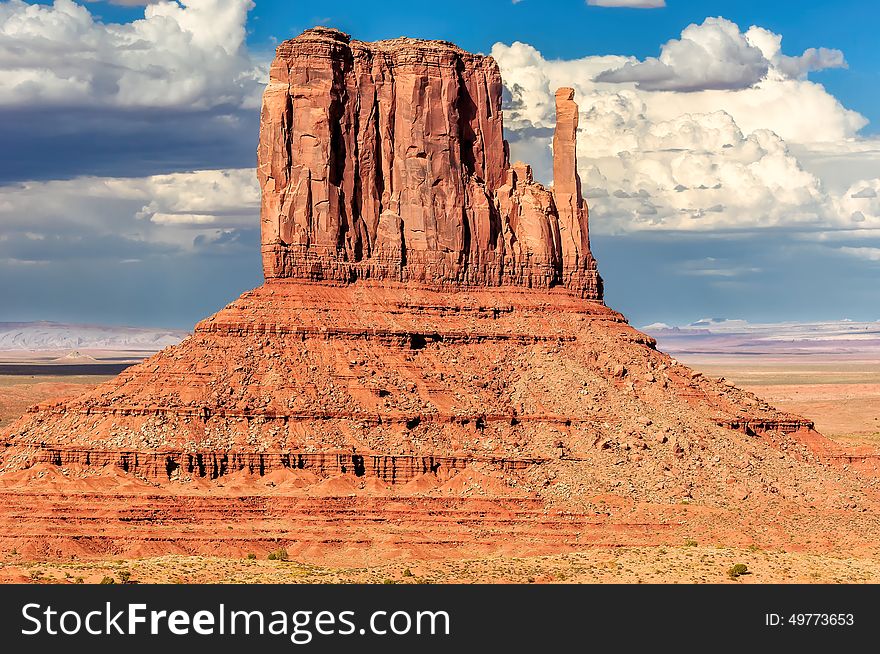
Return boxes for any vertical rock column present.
[552,87,600,297]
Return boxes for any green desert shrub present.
[268,547,289,562]
[728,563,749,580]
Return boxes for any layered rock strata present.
[258,27,601,298]
[2,282,817,488]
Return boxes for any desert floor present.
[4,546,878,585]
[0,373,114,430]
[690,358,880,448]
[1,357,878,584]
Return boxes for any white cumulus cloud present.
[833,179,880,229]
[0,168,259,263]
[595,17,847,92]
[0,0,263,109]
[491,18,877,239]
[131,169,260,226]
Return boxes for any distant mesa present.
[644,318,880,361]
[0,321,188,353]
[53,351,98,363]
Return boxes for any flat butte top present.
[275,26,487,67]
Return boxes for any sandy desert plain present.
[0,321,877,585]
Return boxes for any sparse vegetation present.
[4,546,880,584]
[728,563,749,580]
[684,539,698,547]
[117,570,131,584]
[402,568,413,577]
[267,547,289,561]
[247,553,257,560]
[99,576,115,584]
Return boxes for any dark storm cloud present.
[502,125,554,143]
[0,107,259,183]
[0,0,264,181]
[192,227,258,255]
[0,231,179,263]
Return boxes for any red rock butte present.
[1,27,878,564]
[258,27,601,298]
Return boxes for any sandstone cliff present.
[258,27,601,298]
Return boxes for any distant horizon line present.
[2,316,880,333]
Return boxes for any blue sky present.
[1,0,879,328]
[90,0,880,133]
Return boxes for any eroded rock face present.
[258,27,602,298]
[553,87,599,294]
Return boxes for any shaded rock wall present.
[17,445,544,484]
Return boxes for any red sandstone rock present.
[258,27,601,297]
[552,87,599,294]
[0,282,823,485]
[1,27,877,565]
